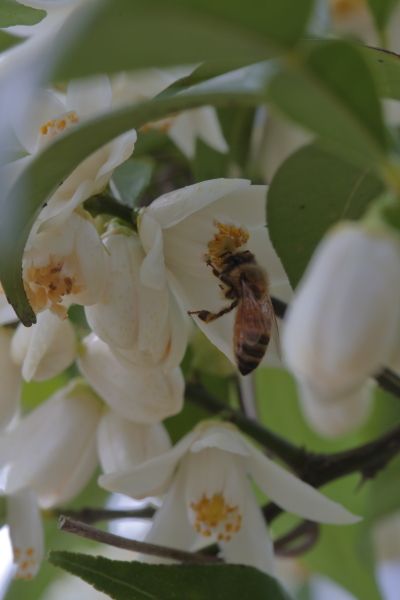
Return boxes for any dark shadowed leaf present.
[49,552,293,600]
[267,144,384,287]
[367,0,399,31]
[0,0,45,26]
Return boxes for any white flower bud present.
[283,223,400,396]
[97,410,171,474]
[11,311,76,381]
[0,328,21,428]
[78,334,185,424]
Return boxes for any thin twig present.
[55,506,155,524]
[58,516,223,564]
[274,521,319,558]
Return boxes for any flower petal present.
[7,489,44,580]
[246,443,360,524]
[190,425,250,457]
[0,328,21,429]
[97,411,171,474]
[13,89,64,154]
[222,482,275,576]
[98,429,199,499]
[66,76,112,118]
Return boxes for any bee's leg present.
[205,259,221,279]
[188,299,238,323]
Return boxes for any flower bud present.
[283,223,400,397]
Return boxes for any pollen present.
[207,221,249,267]
[39,111,79,141]
[190,493,242,542]
[24,257,83,319]
[13,546,38,580]
[330,0,365,17]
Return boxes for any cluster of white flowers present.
[0,0,376,584]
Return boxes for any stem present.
[274,521,319,558]
[55,506,155,524]
[58,516,223,565]
[84,194,133,222]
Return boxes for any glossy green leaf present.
[52,0,313,80]
[267,143,384,288]
[367,0,399,31]
[0,30,20,52]
[49,552,293,600]
[268,41,388,169]
[361,45,400,100]
[0,64,274,325]
[111,158,154,208]
[0,0,45,26]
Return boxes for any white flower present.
[85,227,189,368]
[97,410,171,474]
[0,293,18,325]
[0,327,21,428]
[78,334,185,424]
[11,311,76,381]
[7,75,136,224]
[0,379,102,508]
[7,489,44,580]
[138,179,291,370]
[99,422,359,575]
[111,69,228,159]
[297,380,373,437]
[283,223,400,397]
[23,211,109,319]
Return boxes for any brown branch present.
[58,516,223,565]
[274,521,320,558]
[55,506,155,524]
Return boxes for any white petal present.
[222,482,275,576]
[78,335,184,423]
[97,411,171,474]
[144,179,251,229]
[167,111,196,158]
[0,328,21,428]
[298,380,373,438]
[144,472,197,555]
[137,283,170,363]
[66,76,112,118]
[246,443,360,524]
[0,295,18,326]
[7,489,44,580]
[190,425,250,457]
[98,429,199,498]
[11,312,76,382]
[0,380,101,505]
[161,291,190,370]
[139,213,167,290]
[195,106,229,154]
[85,232,142,350]
[13,89,64,154]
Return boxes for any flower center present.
[330,0,365,17]
[207,221,249,268]
[13,546,38,580]
[24,258,83,319]
[39,111,79,144]
[190,493,242,542]
[140,116,174,134]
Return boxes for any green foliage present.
[52,0,313,81]
[0,31,20,52]
[268,41,388,170]
[367,0,400,31]
[267,143,384,287]
[49,552,293,600]
[111,158,154,208]
[0,0,45,27]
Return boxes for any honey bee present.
[189,227,276,375]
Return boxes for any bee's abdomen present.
[236,334,269,375]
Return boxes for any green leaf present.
[268,41,388,169]
[0,65,274,325]
[367,0,399,31]
[49,552,293,600]
[111,158,154,208]
[267,143,384,287]
[361,45,400,101]
[0,0,45,26]
[52,0,313,80]
[0,30,20,52]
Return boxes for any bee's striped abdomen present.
[236,333,270,375]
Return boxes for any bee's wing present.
[234,280,273,357]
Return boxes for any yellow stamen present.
[39,111,79,141]
[207,221,249,268]
[330,0,365,17]
[24,257,83,319]
[190,493,242,540]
